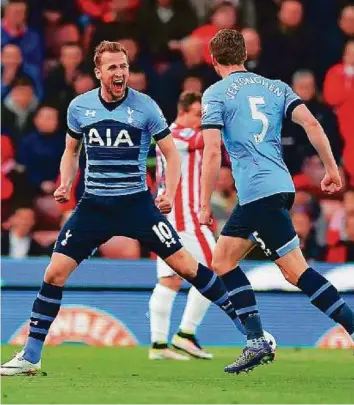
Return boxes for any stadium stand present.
[1,0,354,261]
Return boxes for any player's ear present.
[211,55,217,67]
[94,67,101,80]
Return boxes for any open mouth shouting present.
[111,78,125,96]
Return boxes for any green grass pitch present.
[1,345,353,404]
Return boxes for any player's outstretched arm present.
[200,128,222,225]
[156,134,181,214]
[54,135,83,203]
[291,104,342,195]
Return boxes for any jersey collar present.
[98,87,129,111]
[228,70,248,76]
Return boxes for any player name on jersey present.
[225,76,284,99]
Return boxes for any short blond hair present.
[93,41,128,67]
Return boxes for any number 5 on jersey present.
[248,96,269,144]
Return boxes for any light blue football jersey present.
[201,71,303,205]
[67,87,169,196]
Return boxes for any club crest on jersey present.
[61,230,72,246]
[127,107,134,124]
[87,128,134,147]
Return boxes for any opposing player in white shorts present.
[149,91,214,360]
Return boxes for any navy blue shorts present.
[221,192,299,261]
[54,190,183,264]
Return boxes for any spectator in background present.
[39,2,80,70]
[76,0,108,20]
[242,27,269,75]
[72,73,96,96]
[1,130,34,221]
[327,188,354,246]
[1,208,46,258]
[77,0,140,22]
[324,40,354,187]
[251,0,281,36]
[282,70,343,175]
[2,77,38,147]
[262,0,316,84]
[138,0,198,62]
[45,42,85,109]
[158,36,218,121]
[293,154,344,200]
[292,211,326,261]
[323,5,354,75]
[182,75,203,93]
[128,68,149,93]
[119,37,159,96]
[17,103,64,198]
[1,135,16,220]
[327,214,354,262]
[190,1,239,65]
[41,2,64,63]
[1,0,43,70]
[45,22,81,74]
[89,1,141,55]
[1,44,43,100]
[26,0,80,32]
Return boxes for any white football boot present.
[1,350,41,376]
[149,346,190,360]
[172,333,213,360]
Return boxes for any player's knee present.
[44,254,77,286]
[211,257,220,273]
[211,256,232,275]
[44,266,68,286]
[276,249,308,286]
[283,271,295,285]
[164,248,198,280]
[279,267,298,286]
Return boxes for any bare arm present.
[54,135,83,203]
[291,104,342,193]
[200,128,222,224]
[155,134,181,213]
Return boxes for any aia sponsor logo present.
[317,326,353,349]
[9,306,138,346]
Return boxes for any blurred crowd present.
[1,0,354,262]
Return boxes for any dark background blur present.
[2,0,354,263]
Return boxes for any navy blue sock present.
[221,266,264,340]
[297,268,354,334]
[187,263,245,334]
[23,282,63,363]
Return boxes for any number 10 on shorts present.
[153,222,177,247]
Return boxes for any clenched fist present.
[199,205,213,226]
[155,193,173,214]
[54,185,71,203]
[321,169,342,195]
